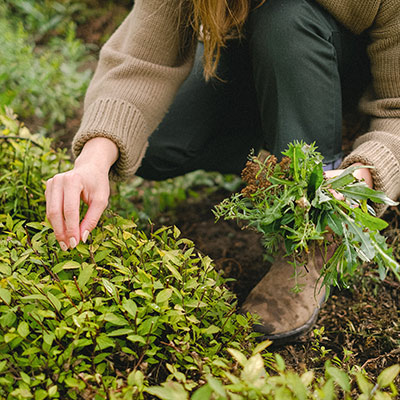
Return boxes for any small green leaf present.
[53,260,80,273]
[326,366,350,392]
[308,162,324,196]
[356,372,373,394]
[104,313,129,326]
[275,354,286,372]
[26,222,44,230]
[108,328,134,337]
[155,288,172,304]
[192,384,213,400]
[48,385,58,397]
[6,214,13,231]
[326,167,358,189]
[122,299,137,317]
[351,207,388,231]
[227,348,247,367]
[252,340,273,355]
[96,334,115,350]
[77,263,94,288]
[206,376,227,398]
[102,278,117,297]
[0,288,11,305]
[337,183,399,205]
[377,364,400,388]
[241,354,265,383]
[126,334,146,344]
[146,381,188,400]
[34,389,47,400]
[47,291,61,311]
[43,331,55,346]
[17,321,30,338]
[94,249,112,263]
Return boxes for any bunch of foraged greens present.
[214,141,400,291]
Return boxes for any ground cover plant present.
[0,1,92,135]
[0,112,399,399]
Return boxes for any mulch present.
[162,190,400,383]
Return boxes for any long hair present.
[189,0,265,80]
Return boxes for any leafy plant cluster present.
[214,142,400,292]
[1,212,261,399]
[0,3,92,134]
[3,0,89,43]
[0,110,71,221]
[0,115,399,398]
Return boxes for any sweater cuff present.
[72,98,149,181]
[340,139,400,217]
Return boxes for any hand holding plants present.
[45,137,118,250]
[325,162,373,200]
[214,142,400,290]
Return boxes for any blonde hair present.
[189,0,265,80]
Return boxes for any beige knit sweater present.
[72,0,400,215]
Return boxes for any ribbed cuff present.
[341,139,400,217]
[72,98,149,181]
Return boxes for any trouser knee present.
[248,0,337,66]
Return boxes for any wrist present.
[74,137,119,173]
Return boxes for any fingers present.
[46,175,68,250]
[80,197,109,243]
[63,175,83,249]
[45,167,110,250]
[46,172,83,250]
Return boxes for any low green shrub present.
[0,113,398,399]
[0,214,258,399]
[3,0,88,42]
[0,110,71,220]
[0,6,92,134]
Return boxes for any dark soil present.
[162,189,400,383]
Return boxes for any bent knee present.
[248,0,334,57]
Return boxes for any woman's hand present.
[324,162,373,200]
[45,137,119,250]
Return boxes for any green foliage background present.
[0,1,92,135]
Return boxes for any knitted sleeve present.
[71,0,196,180]
[341,0,400,216]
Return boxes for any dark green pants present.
[137,0,370,180]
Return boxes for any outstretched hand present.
[45,137,119,251]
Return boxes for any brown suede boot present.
[241,245,329,344]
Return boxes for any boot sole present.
[254,305,321,346]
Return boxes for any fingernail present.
[59,241,68,251]
[69,237,77,249]
[82,230,90,243]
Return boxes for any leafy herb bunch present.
[214,141,400,290]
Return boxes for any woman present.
[45,0,400,342]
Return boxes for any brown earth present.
[161,190,400,384]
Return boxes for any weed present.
[214,142,400,292]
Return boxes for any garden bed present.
[161,190,400,384]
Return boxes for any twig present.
[360,348,400,370]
